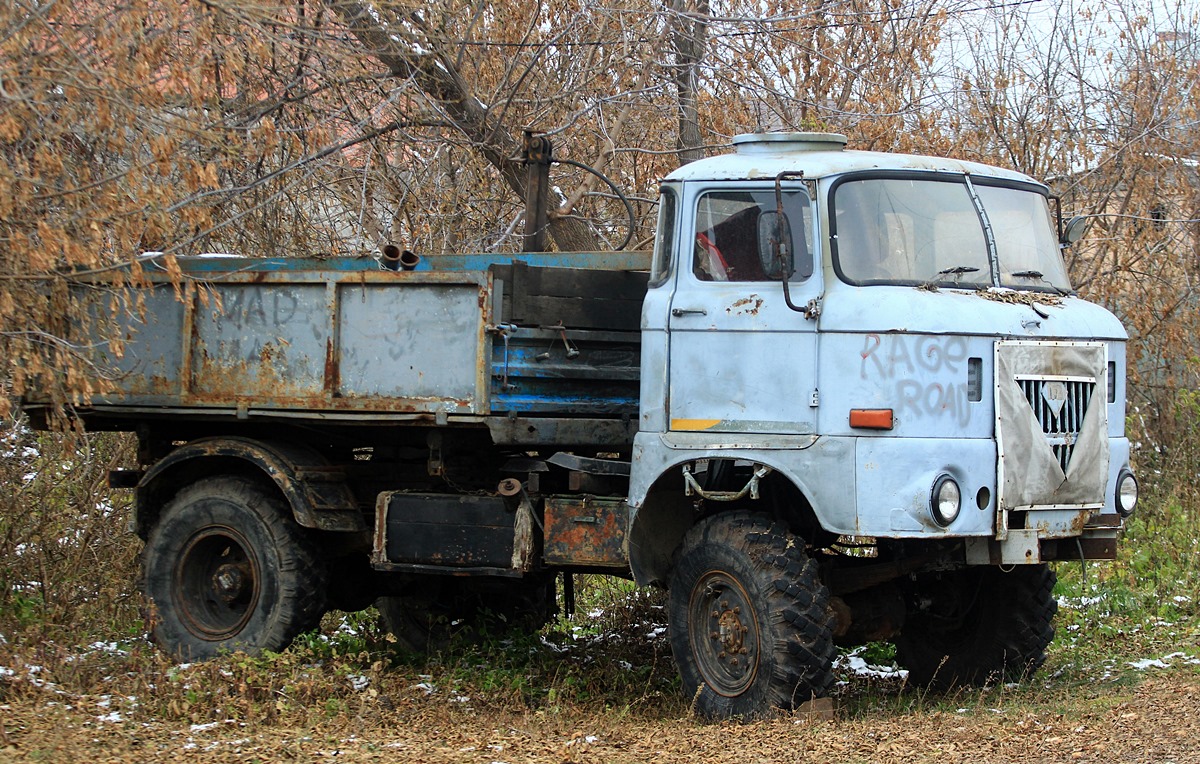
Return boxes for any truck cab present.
[628,133,1136,717]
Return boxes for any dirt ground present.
[2,671,1197,763]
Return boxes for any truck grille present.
[1018,378,1095,473]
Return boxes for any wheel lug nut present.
[711,610,719,618]
[711,632,719,640]
[730,658,739,666]
[732,606,740,615]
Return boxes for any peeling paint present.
[725,295,764,316]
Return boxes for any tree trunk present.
[325,1,599,251]
[669,0,709,167]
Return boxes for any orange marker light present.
[849,409,894,430]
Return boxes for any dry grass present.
[1,421,1198,760]
[0,653,1197,763]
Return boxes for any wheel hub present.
[716,606,747,657]
[213,563,250,604]
[689,571,759,697]
[174,526,261,641]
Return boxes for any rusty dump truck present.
[27,132,1138,719]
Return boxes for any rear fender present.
[134,436,364,538]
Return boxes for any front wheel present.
[141,476,327,660]
[668,512,835,720]
[895,564,1057,689]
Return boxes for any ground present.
[1,656,1197,763]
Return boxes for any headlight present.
[1116,470,1138,517]
[930,475,961,527]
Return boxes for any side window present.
[649,186,677,287]
[693,190,811,282]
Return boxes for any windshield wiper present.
[1009,269,1071,295]
[936,265,980,276]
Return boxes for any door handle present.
[671,308,707,317]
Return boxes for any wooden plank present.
[517,262,650,300]
[507,261,649,330]
[513,294,642,331]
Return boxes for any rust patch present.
[543,496,628,567]
[323,337,340,393]
[1068,509,1094,534]
[726,295,764,316]
[478,277,492,314]
[1025,508,1094,537]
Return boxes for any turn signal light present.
[849,408,894,430]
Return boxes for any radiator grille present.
[1018,378,1095,473]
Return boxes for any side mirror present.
[1060,215,1089,246]
[758,211,794,280]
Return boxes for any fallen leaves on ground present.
[1,671,1197,763]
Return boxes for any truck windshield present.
[831,176,1071,292]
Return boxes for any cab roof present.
[663,132,1043,188]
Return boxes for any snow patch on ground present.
[833,647,908,681]
[1058,594,1107,609]
[1127,651,1200,670]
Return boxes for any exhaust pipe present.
[381,244,420,271]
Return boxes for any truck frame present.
[27,132,1138,719]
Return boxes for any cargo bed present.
[48,252,649,445]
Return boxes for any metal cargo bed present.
[62,252,649,435]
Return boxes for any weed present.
[0,423,139,643]
[0,418,1197,728]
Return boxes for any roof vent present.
[732,132,848,154]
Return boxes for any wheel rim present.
[688,570,760,697]
[174,525,261,641]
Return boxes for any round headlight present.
[931,475,961,526]
[1116,470,1138,517]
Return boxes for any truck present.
[25,131,1138,719]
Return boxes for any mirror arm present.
[774,170,814,318]
[781,275,817,318]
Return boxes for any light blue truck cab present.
[627,133,1137,717]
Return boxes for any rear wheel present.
[895,565,1057,688]
[141,476,327,660]
[667,512,835,720]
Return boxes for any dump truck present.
[25,132,1138,719]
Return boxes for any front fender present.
[626,431,855,585]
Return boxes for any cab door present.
[667,184,822,435]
